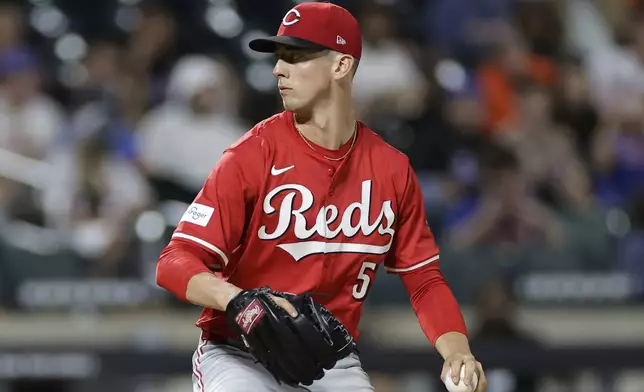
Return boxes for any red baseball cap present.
[249,2,362,60]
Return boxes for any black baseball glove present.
[225,287,355,387]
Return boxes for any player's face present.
[273,46,334,112]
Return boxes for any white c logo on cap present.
[282,9,301,26]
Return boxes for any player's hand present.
[224,288,298,317]
[441,352,487,392]
[269,294,298,317]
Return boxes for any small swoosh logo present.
[271,165,295,176]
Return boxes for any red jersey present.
[169,111,439,340]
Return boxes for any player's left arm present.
[385,162,487,391]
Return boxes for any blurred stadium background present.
[1,0,644,391]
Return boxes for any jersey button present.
[329,189,334,196]
[327,168,334,177]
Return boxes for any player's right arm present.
[167,250,241,311]
[156,134,262,311]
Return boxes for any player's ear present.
[331,52,354,80]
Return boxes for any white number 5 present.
[352,262,377,300]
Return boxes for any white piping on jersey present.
[384,254,439,273]
[172,233,230,266]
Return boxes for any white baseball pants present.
[191,336,375,391]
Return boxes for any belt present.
[208,336,251,353]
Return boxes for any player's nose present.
[273,59,288,78]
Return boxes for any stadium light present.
[57,62,88,88]
[135,211,167,243]
[54,33,88,62]
[434,58,467,93]
[29,5,68,38]
[206,5,244,38]
[245,61,275,92]
[115,5,141,32]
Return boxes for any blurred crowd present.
[1,0,644,309]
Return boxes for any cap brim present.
[248,36,328,53]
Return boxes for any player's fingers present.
[450,359,463,384]
[440,361,451,383]
[272,296,298,317]
[475,362,487,392]
[462,356,477,386]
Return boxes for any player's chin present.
[281,98,303,112]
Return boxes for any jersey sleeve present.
[384,162,440,274]
[170,135,264,270]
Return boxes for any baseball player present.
[156,2,488,391]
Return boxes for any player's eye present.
[277,48,327,64]
[277,51,303,64]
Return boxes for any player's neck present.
[293,94,355,150]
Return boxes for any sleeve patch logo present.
[235,299,265,334]
[180,203,214,227]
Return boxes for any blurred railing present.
[0,344,643,380]
[0,148,54,191]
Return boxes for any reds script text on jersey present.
[172,111,439,340]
